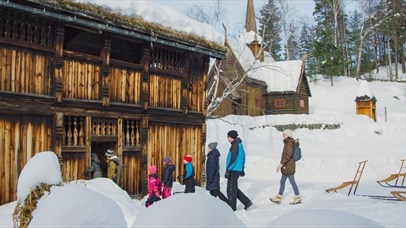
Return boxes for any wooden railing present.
[63,116,86,146]
[0,10,54,50]
[92,118,117,136]
[123,119,141,147]
[150,46,183,73]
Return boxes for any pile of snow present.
[15,152,140,227]
[30,184,127,227]
[132,193,245,227]
[17,151,62,201]
[270,209,382,227]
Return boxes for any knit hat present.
[164,156,172,164]
[148,166,157,174]
[227,130,238,139]
[184,155,192,163]
[105,149,114,157]
[283,129,293,138]
[208,142,218,150]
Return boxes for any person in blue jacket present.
[182,155,195,193]
[225,130,253,211]
[206,142,228,204]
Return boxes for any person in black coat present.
[206,142,228,204]
[162,156,175,199]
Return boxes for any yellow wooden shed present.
[355,81,377,122]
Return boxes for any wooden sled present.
[390,191,406,201]
[326,160,368,196]
[377,159,406,188]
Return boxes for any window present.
[274,99,286,108]
[255,98,259,107]
[110,37,143,64]
[300,99,305,108]
[64,26,103,56]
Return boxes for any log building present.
[0,0,225,205]
[209,0,311,117]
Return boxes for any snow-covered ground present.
[1,75,406,227]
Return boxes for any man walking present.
[225,130,253,211]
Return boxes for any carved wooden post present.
[182,54,190,114]
[54,24,64,103]
[140,117,149,195]
[101,33,111,106]
[54,112,64,169]
[141,48,150,111]
[203,56,210,116]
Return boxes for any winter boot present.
[290,195,302,205]
[270,194,283,204]
[244,201,253,211]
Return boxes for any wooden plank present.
[0,119,5,204]
[4,120,11,202]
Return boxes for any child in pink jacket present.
[145,166,162,208]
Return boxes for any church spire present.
[245,0,257,33]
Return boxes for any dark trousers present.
[145,194,161,208]
[184,177,195,193]
[210,190,228,204]
[226,171,251,211]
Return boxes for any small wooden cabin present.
[355,82,377,122]
[0,0,225,205]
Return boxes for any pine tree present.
[258,0,282,60]
[287,23,300,60]
[299,22,316,78]
[313,0,344,86]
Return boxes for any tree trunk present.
[394,32,398,81]
[373,32,379,73]
[387,38,393,81]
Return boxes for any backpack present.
[292,145,302,161]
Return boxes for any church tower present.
[245,0,264,62]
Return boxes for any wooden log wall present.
[62,59,101,100]
[149,74,181,109]
[121,151,141,195]
[0,115,52,205]
[61,152,86,182]
[242,83,264,116]
[147,123,202,184]
[264,94,295,115]
[187,56,205,113]
[109,66,141,104]
[0,47,52,95]
[295,76,310,114]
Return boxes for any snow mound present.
[17,151,62,201]
[270,209,382,227]
[76,178,142,226]
[132,193,246,227]
[30,185,127,227]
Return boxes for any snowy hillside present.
[1,76,406,227]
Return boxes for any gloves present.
[240,168,245,177]
[225,171,230,179]
[276,164,283,173]
[154,190,161,198]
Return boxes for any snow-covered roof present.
[355,81,376,101]
[227,36,303,93]
[77,0,224,45]
[239,31,263,44]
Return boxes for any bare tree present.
[354,0,393,80]
[184,0,226,31]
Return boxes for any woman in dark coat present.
[270,130,301,205]
[206,142,228,204]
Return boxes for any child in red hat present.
[145,165,162,207]
[178,155,195,193]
